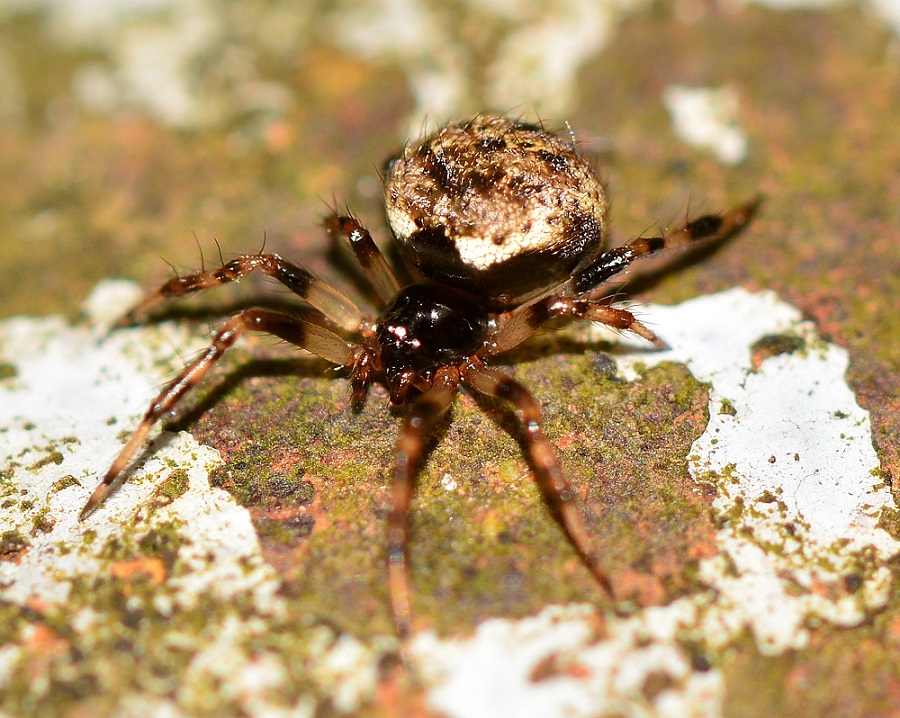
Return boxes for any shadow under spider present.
[91,355,336,507]
[465,386,601,549]
[162,355,342,433]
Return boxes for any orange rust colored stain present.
[25,624,68,656]
[480,463,505,492]
[374,661,441,717]
[268,449,310,474]
[21,624,70,682]
[685,537,718,562]
[110,557,166,585]
[614,568,667,607]
[529,652,593,683]
[887,615,900,645]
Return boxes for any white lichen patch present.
[414,602,722,718]
[3,0,897,138]
[0,280,264,606]
[3,0,900,142]
[327,0,652,134]
[1,0,651,131]
[412,288,898,717]
[610,288,898,652]
[663,85,748,165]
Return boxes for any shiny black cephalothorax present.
[376,284,490,402]
[82,114,759,639]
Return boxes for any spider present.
[81,115,758,637]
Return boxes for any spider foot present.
[79,483,110,521]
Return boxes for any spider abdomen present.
[376,284,489,399]
[384,115,608,310]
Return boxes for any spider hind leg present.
[573,196,762,294]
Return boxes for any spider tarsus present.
[326,213,401,304]
[110,311,139,331]
[718,194,764,236]
[588,563,616,598]
[740,193,764,220]
[684,194,763,242]
[112,291,170,329]
[79,484,109,521]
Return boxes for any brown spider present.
[81,115,758,637]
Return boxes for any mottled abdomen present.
[384,115,607,309]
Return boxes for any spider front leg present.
[490,296,666,355]
[387,368,459,638]
[81,308,354,519]
[116,253,364,333]
[325,214,401,306]
[462,361,615,598]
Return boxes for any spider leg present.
[485,197,761,354]
[387,368,458,638]
[325,214,401,305]
[462,361,614,597]
[81,308,355,520]
[572,196,761,295]
[488,296,665,355]
[117,253,364,333]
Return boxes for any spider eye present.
[381,155,400,179]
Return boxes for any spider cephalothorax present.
[81,114,758,637]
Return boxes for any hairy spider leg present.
[114,253,364,333]
[489,296,666,355]
[80,308,354,520]
[573,197,762,295]
[462,360,615,597]
[326,214,401,305]
[488,197,762,354]
[387,368,459,638]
